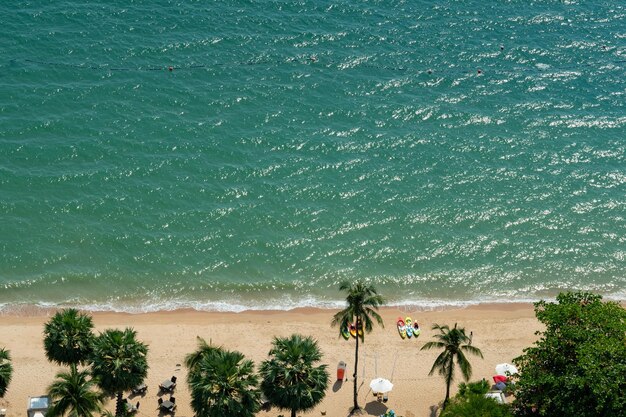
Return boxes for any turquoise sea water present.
[0,1,624,312]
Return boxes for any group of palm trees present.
[0,280,482,417]
[184,334,329,417]
[43,309,148,417]
[331,281,482,413]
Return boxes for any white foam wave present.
[4,293,621,315]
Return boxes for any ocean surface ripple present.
[0,0,624,311]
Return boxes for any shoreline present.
[2,290,624,316]
[0,303,540,417]
[0,299,545,317]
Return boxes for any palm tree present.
[47,367,105,417]
[43,308,95,368]
[187,348,260,417]
[90,328,148,417]
[260,334,329,417]
[185,336,222,377]
[420,323,483,409]
[331,280,384,413]
[0,348,13,398]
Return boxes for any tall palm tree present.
[420,323,483,409]
[43,308,95,368]
[187,348,260,417]
[331,280,384,413]
[260,334,329,417]
[47,367,104,417]
[90,328,148,417]
[0,348,12,398]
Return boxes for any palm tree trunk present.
[115,391,124,417]
[291,409,296,417]
[352,317,360,413]
[443,359,454,409]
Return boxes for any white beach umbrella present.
[495,363,519,376]
[369,378,393,393]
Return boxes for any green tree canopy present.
[0,348,13,398]
[512,292,626,416]
[260,334,329,417]
[90,328,148,417]
[47,367,104,417]
[421,323,483,409]
[187,348,261,417]
[43,308,95,367]
[331,280,384,413]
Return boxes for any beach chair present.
[485,391,506,404]
[125,401,139,414]
[260,393,271,411]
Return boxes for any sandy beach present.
[0,304,540,417]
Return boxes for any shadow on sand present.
[364,400,387,416]
[333,380,344,393]
[428,404,440,417]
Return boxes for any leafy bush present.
[458,379,490,397]
[439,394,514,417]
[438,380,512,417]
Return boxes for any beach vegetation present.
[511,292,626,417]
[260,334,329,417]
[420,323,483,409]
[331,280,385,414]
[43,308,95,368]
[47,366,105,417]
[184,336,222,377]
[90,328,148,417]
[457,379,490,396]
[439,390,513,417]
[0,348,12,397]
[187,347,261,417]
[439,379,513,417]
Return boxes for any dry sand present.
[0,304,540,417]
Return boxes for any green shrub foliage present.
[440,380,513,417]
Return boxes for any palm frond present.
[455,350,473,381]
[47,367,104,417]
[0,348,12,398]
[461,344,484,358]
